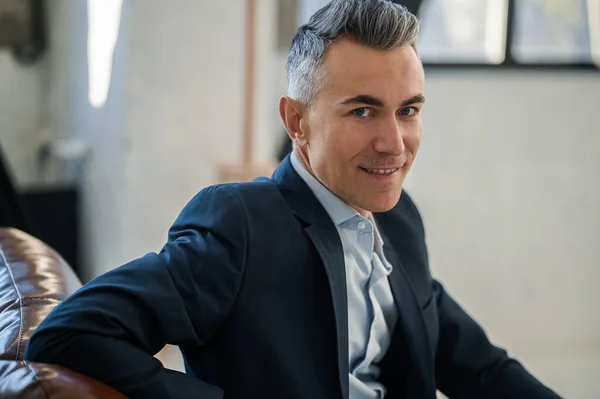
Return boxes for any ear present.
[279,96,309,146]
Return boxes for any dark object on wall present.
[0,0,46,64]
[0,142,33,234]
[19,186,81,276]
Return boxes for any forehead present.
[318,38,424,102]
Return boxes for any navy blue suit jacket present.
[25,156,560,398]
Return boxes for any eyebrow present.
[340,94,425,108]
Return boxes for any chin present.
[361,194,401,214]
[367,203,397,213]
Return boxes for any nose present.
[373,117,405,156]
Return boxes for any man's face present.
[295,39,425,215]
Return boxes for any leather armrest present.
[0,360,127,399]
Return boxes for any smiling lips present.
[364,168,398,175]
[359,157,407,179]
[359,166,403,181]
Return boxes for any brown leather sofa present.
[0,227,126,399]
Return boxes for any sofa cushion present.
[0,360,127,399]
[0,228,82,360]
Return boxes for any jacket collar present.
[272,154,330,227]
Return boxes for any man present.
[25,1,561,398]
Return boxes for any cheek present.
[319,122,361,156]
[310,118,371,174]
[340,121,377,153]
[405,123,422,153]
[315,137,361,182]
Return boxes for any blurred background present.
[0,0,598,397]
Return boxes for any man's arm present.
[433,280,562,399]
[24,185,247,399]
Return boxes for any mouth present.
[358,166,402,181]
[361,167,399,175]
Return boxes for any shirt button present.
[357,221,366,230]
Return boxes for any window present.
[512,0,595,64]
[418,0,509,64]
[418,0,600,68]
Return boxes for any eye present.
[352,107,374,117]
[399,107,419,117]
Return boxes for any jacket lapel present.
[305,223,349,399]
[272,156,350,399]
[378,229,436,398]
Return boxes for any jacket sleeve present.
[24,185,247,399]
[433,281,562,399]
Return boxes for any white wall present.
[121,0,261,261]
[404,70,600,397]
[60,0,281,277]
[32,0,129,281]
[408,71,600,348]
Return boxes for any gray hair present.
[286,0,420,107]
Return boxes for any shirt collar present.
[369,214,385,249]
